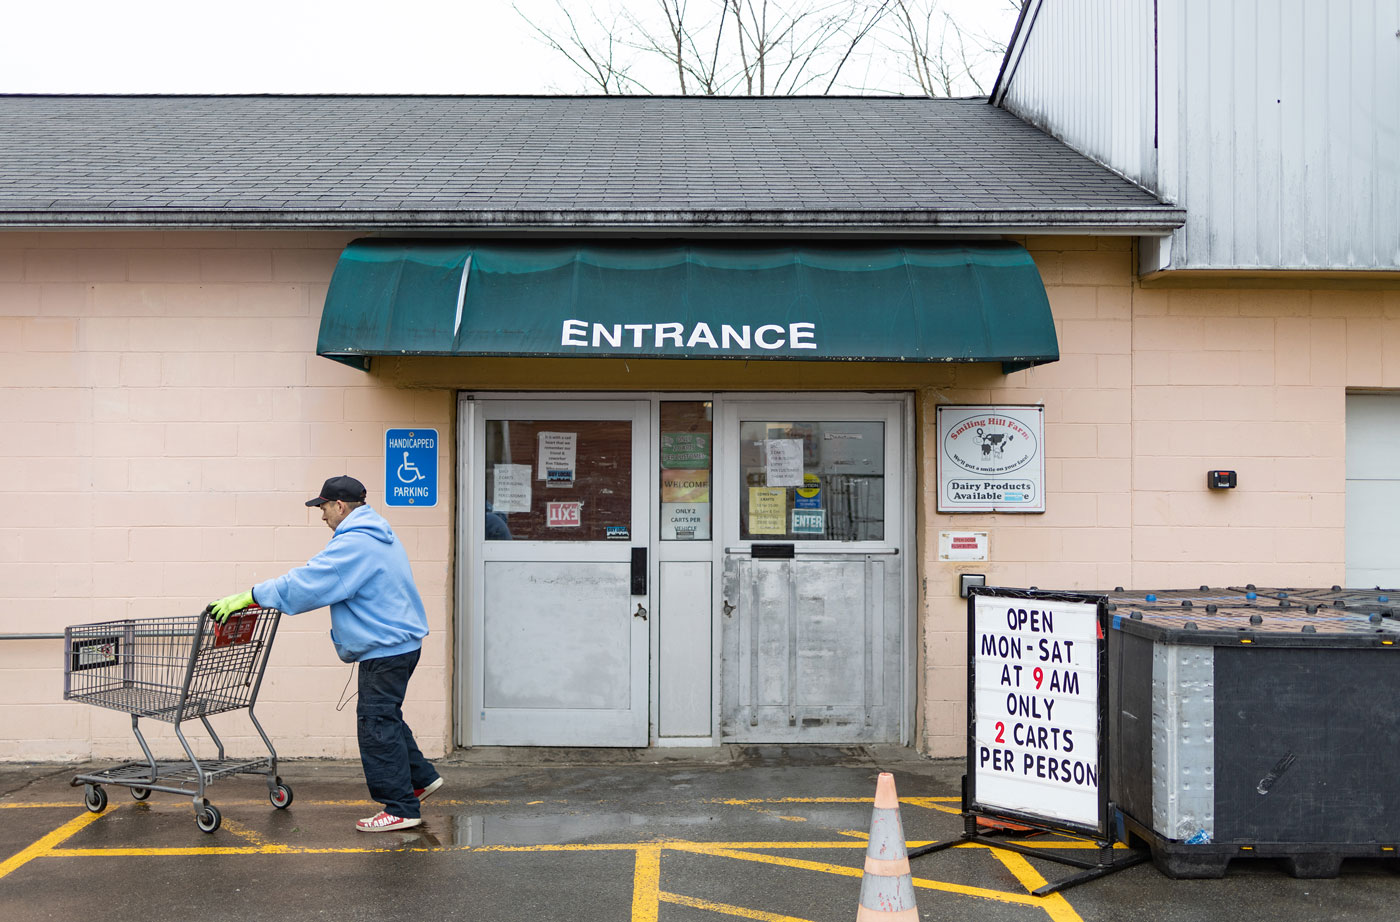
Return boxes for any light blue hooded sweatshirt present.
[252,505,428,663]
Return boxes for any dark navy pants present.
[356,648,439,819]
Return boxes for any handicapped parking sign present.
[385,428,437,507]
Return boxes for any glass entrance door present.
[717,398,907,743]
[460,393,908,748]
[467,399,650,746]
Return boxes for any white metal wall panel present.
[999,0,1158,189]
[1167,0,1400,269]
[1000,0,1400,272]
[1345,394,1400,587]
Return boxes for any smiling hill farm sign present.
[936,406,1045,513]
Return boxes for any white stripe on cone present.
[856,772,918,921]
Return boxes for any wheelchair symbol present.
[396,452,426,484]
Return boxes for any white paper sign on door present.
[764,439,803,487]
[492,464,532,513]
[537,431,577,485]
[661,503,711,540]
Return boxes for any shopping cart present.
[63,605,291,832]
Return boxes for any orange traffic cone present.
[856,772,918,922]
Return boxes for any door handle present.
[634,603,648,621]
[631,547,647,594]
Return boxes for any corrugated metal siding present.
[1000,0,1400,271]
[999,0,1158,190]
[1166,0,1400,269]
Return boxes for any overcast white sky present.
[1,1,1021,96]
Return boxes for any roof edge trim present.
[0,207,1187,233]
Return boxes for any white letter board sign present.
[967,587,1108,837]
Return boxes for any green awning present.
[316,240,1058,371]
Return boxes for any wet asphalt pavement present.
[2,747,1397,922]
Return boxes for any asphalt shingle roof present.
[0,95,1182,231]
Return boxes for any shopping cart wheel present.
[83,785,107,813]
[269,783,294,809]
[195,803,222,833]
[130,787,150,801]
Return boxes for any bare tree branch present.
[520,0,1016,96]
[515,0,652,94]
[822,0,891,94]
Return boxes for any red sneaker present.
[415,777,444,802]
[356,811,421,833]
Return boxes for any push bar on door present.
[724,546,898,556]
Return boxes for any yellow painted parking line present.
[0,798,512,809]
[219,818,295,852]
[673,843,1048,908]
[711,797,957,806]
[987,847,1084,922]
[54,846,273,857]
[632,846,661,922]
[6,795,944,810]
[41,840,921,860]
[660,891,819,922]
[902,796,964,815]
[49,841,650,859]
[0,810,107,881]
[7,802,1088,922]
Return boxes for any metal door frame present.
[715,395,914,745]
[456,394,654,747]
[455,391,915,748]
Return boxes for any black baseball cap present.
[306,475,368,507]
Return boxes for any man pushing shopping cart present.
[209,475,443,833]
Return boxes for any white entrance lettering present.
[790,322,817,349]
[560,319,819,354]
[561,318,588,345]
[686,322,719,349]
[655,322,685,347]
[721,324,751,349]
[754,324,784,349]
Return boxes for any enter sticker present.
[791,509,825,535]
[547,502,581,527]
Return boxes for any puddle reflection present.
[446,811,720,846]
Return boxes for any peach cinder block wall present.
[0,231,454,761]
[6,230,1396,762]
[917,236,1400,756]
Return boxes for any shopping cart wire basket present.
[64,605,291,832]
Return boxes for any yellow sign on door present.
[662,469,710,503]
[748,487,787,535]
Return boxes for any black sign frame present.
[963,585,1110,839]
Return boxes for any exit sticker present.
[547,502,581,528]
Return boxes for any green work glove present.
[209,590,255,623]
